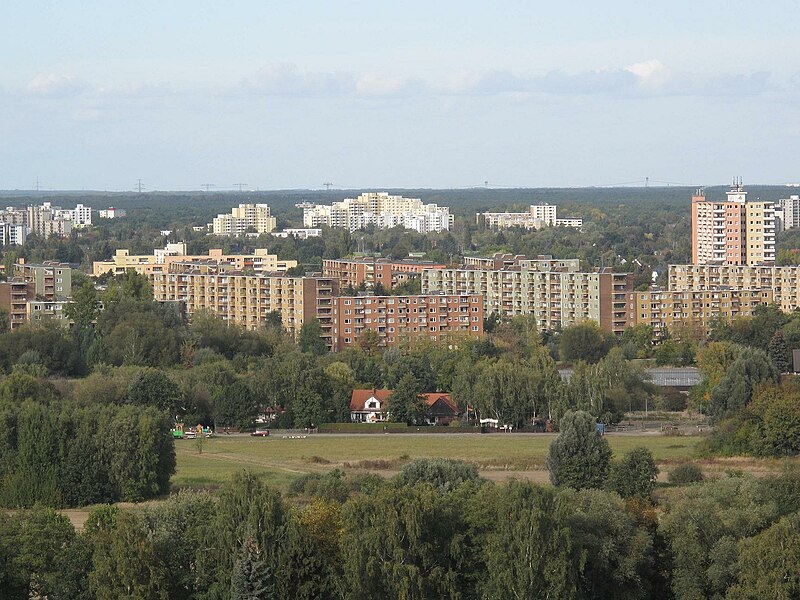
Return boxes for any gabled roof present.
[421,393,459,414]
[350,389,460,414]
[350,389,392,411]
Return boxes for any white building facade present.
[302,192,453,233]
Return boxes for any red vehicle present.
[251,429,270,437]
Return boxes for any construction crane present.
[201,183,216,192]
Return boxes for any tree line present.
[0,398,175,508]
[2,458,799,600]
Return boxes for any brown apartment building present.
[331,293,483,351]
[322,258,447,291]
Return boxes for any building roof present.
[421,393,458,413]
[350,389,458,413]
[350,389,392,411]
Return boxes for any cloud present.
[26,73,89,97]
[355,74,426,97]
[241,63,355,97]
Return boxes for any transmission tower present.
[135,179,145,193]
[233,183,248,192]
[201,183,216,192]
[323,182,333,191]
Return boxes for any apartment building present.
[0,223,28,246]
[691,180,775,265]
[668,264,800,313]
[13,260,73,299]
[322,258,447,290]
[149,262,338,344]
[626,288,773,338]
[775,195,800,231]
[0,278,72,329]
[0,279,36,329]
[302,192,453,233]
[92,245,297,277]
[422,256,632,335]
[270,228,322,239]
[331,293,483,351]
[462,253,581,271]
[209,204,277,236]
[99,207,126,219]
[481,204,582,229]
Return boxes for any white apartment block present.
[775,195,800,231]
[210,204,277,236]
[302,192,453,233]
[271,228,323,239]
[0,202,93,239]
[481,204,582,229]
[0,223,28,246]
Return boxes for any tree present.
[299,319,327,356]
[89,511,169,600]
[127,368,182,413]
[474,481,576,599]
[547,410,611,489]
[607,447,659,499]
[388,372,427,425]
[559,322,612,363]
[728,514,800,600]
[709,347,778,419]
[768,330,791,373]
[231,536,274,600]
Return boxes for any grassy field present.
[173,433,703,491]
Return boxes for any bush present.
[397,458,480,491]
[668,463,704,485]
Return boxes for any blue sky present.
[1,1,798,191]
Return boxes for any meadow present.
[173,432,704,491]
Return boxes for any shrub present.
[668,463,704,485]
[397,458,480,491]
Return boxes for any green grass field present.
[173,433,702,491]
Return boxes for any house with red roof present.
[350,389,461,425]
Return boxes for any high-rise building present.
[302,192,452,233]
[775,195,800,231]
[0,223,28,246]
[209,204,277,236]
[149,262,337,344]
[331,293,483,351]
[691,180,775,266]
[421,254,632,334]
[668,263,800,314]
[322,258,447,290]
[626,288,772,338]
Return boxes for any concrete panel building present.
[332,293,483,351]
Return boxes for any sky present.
[1,1,798,191]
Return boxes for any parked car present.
[251,429,270,437]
